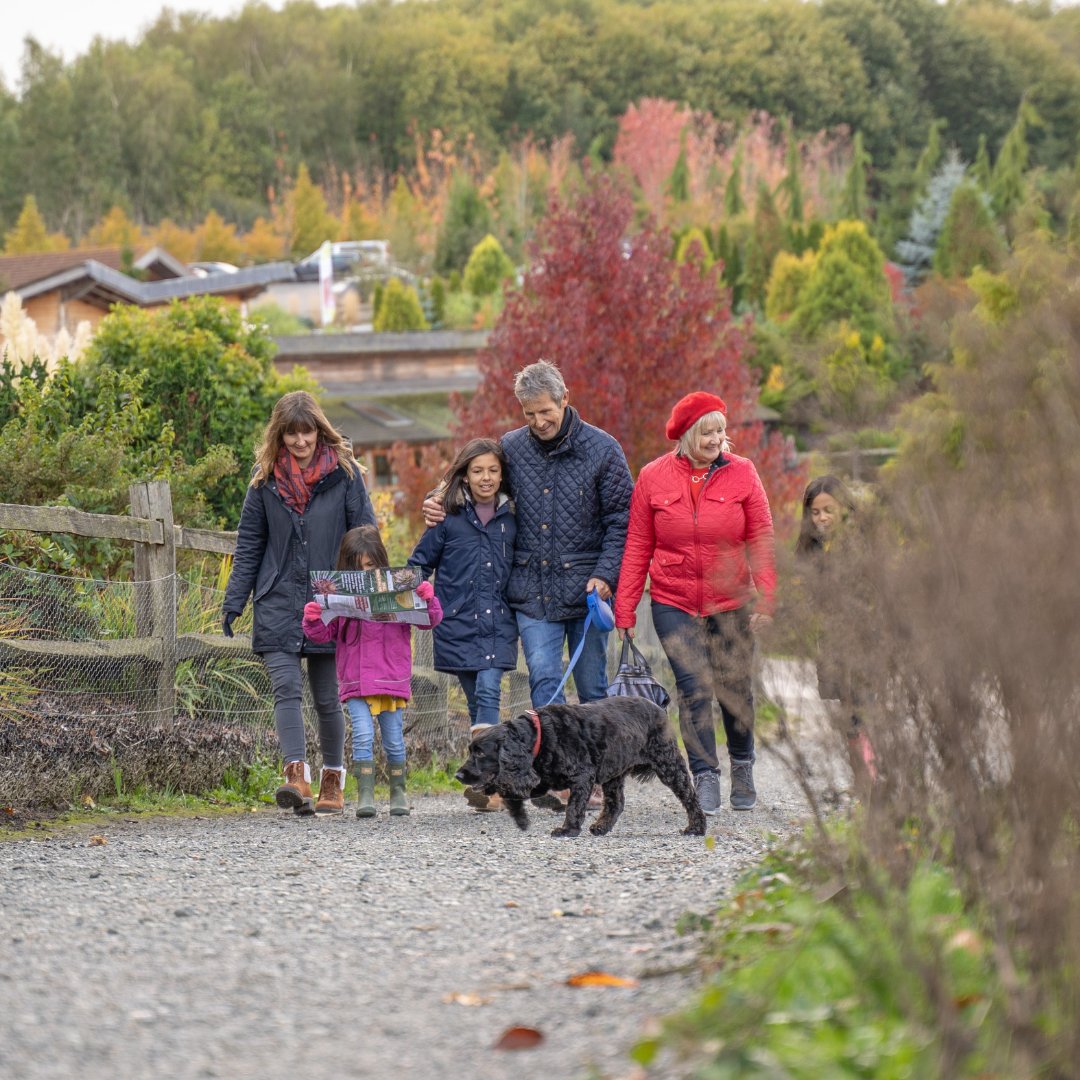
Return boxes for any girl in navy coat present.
[409,438,518,811]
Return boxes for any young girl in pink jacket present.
[303,525,443,818]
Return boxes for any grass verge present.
[638,828,1018,1078]
[2,755,466,838]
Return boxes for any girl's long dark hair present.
[794,475,857,556]
[441,438,510,513]
[337,525,389,570]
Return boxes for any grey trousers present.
[261,650,344,768]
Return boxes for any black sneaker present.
[694,770,721,815]
[729,758,757,811]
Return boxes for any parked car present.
[189,261,240,277]
[294,240,390,281]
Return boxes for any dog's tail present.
[630,765,656,784]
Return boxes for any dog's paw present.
[683,822,707,836]
[512,814,529,831]
[550,826,581,839]
[589,820,612,836]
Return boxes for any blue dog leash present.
[544,590,616,706]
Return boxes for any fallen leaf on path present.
[504,900,519,908]
[441,992,492,1006]
[740,922,794,938]
[954,993,984,1008]
[704,835,716,851]
[566,971,638,988]
[88,835,107,846]
[492,1026,544,1051]
[411,924,440,932]
[2,805,14,815]
[81,795,95,809]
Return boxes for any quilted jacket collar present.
[529,405,580,455]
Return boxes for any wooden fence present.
[0,480,245,721]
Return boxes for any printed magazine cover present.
[309,567,431,625]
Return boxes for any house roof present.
[0,247,128,291]
[0,246,197,292]
[11,258,296,308]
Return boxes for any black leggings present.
[651,602,755,774]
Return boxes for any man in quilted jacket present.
[425,360,633,709]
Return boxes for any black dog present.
[455,697,707,838]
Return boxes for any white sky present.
[0,0,345,92]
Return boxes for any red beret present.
[664,391,727,441]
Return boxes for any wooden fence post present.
[129,481,177,723]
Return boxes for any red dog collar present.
[526,709,542,758]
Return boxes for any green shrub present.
[462,234,514,297]
[373,278,429,332]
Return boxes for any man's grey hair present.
[514,359,566,404]
[677,410,729,458]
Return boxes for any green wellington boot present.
[352,761,376,818]
[387,762,410,817]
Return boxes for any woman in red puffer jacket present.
[614,392,776,816]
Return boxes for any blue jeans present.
[516,611,610,707]
[650,602,755,775]
[457,668,505,727]
[346,699,406,764]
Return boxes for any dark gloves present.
[222,611,240,638]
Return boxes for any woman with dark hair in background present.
[223,390,376,816]
[795,474,876,795]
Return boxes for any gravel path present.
[2,665,840,1080]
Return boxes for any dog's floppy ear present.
[497,719,540,797]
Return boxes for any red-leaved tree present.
[388,439,455,531]
[452,170,805,522]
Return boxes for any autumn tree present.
[148,218,198,264]
[388,439,455,534]
[3,195,68,255]
[85,205,142,250]
[613,98,692,217]
[195,210,242,264]
[242,217,285,263]
[286,164,338,258]
[453,170,804,514]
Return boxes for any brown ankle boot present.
[315,766,345,815]
[276,760,314,815]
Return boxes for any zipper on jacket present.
[692,461,722,616]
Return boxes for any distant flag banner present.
[319,240,334,325]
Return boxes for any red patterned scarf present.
[274,442,339,514]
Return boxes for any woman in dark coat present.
[223,391,375,816]
[409,438,518,810]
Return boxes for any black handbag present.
[607,637,671,709]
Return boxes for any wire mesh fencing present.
[0,559,597,806]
